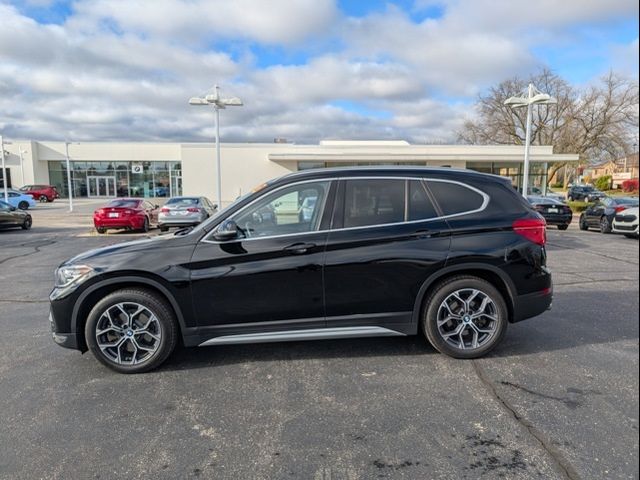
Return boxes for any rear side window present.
[408,180,438,221]
[344,179,404,228]
[426,181,484,217]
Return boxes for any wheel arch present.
[411,263,517,327]
[71,275,187,352]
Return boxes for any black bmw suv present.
[50,168,552,373]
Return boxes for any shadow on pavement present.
[158,289,638,371]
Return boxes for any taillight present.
[187,207,200,213]
[95,208,104,216]
[614,206,628,213]
[161,207,170,213]
[513,217,547,246]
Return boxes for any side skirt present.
[198,326,406,347]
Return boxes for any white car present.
[612,206,639,239]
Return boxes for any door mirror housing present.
[214,219,239,241]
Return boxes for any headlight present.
[54,265,94,288]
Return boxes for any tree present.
[458,69,639,186]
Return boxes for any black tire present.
[422,276,508,359]
[21,215,32,230]
[39,195,48,203]
[159,225,169,232]
[18,201,29,210]
[141,217,150,233]
[557,224,569,231]
[85,288,178,374]
[624,233,639,239]
[599,216,611,234]
[96,227,107,234]
[579,215,589,231]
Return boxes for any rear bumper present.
[542,214,572,225]
[512,286,553,323]
[94,215,145,230]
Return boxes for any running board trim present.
[198,326,405,347]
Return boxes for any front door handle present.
[283,242,316,254]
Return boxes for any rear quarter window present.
[426,180,485,217]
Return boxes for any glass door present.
[88,176,117,197]
[170,175,182,197]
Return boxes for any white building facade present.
[1,140,577,205]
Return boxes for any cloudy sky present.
[0,0,638,144]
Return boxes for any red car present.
[19,184,59,202]
[93,199,159,234]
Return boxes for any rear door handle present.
[283,242,316,254]
[410,229,433,239]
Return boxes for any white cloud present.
[68,0,338,46]
[0,0,637,145]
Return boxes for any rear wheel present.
[18,201,29,210]
[96,227,107,234]
[85,289,178,373]
[159,225,169,232]
[21,216,32,230]
[599,216,611,234]
[557,224,569,231]
[141,217,150,233]
[422,276,508,359]
[579,215,589,231]
[39,195,48,203]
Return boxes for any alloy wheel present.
[436,289,499,351]
[95,302,162,365]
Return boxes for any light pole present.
[19,147,27,186]
[1,136,10,203]
[505,83,557,197]
[189,85,243,208]
[65,141,77,212]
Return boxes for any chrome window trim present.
[201,176,490,244]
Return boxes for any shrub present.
[622,178,639,193]
[567,201,593,213]
[550,182,564,189]
[595,175,612,191]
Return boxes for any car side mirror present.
[214,219,239,241]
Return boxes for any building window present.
[47,161,182,198]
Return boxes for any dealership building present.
[1,140,577,205]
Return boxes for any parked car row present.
[93,196,218,234]
[580,197,639,238]
[2,189,37,210]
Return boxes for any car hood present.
[63,233,196,267]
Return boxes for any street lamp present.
[189,85,243,208]
[19,147,28,186]
[65,141,80,212]
[1,136,11,203]
[504,83,557,197]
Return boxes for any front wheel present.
[39,195,48,202]
[624,233,639,239]
[141,217,150,233]
[599,216,611,234]
[21,216,32,230]
[579,215,589,231]
[422,276,508,359]
[85,289,178,373]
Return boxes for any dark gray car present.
[0,200,32,230]
[158,196,217,232]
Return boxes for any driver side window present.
[233,181,331,238]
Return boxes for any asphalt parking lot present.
[0,202,638,479]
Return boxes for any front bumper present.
[49,310,80,350]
